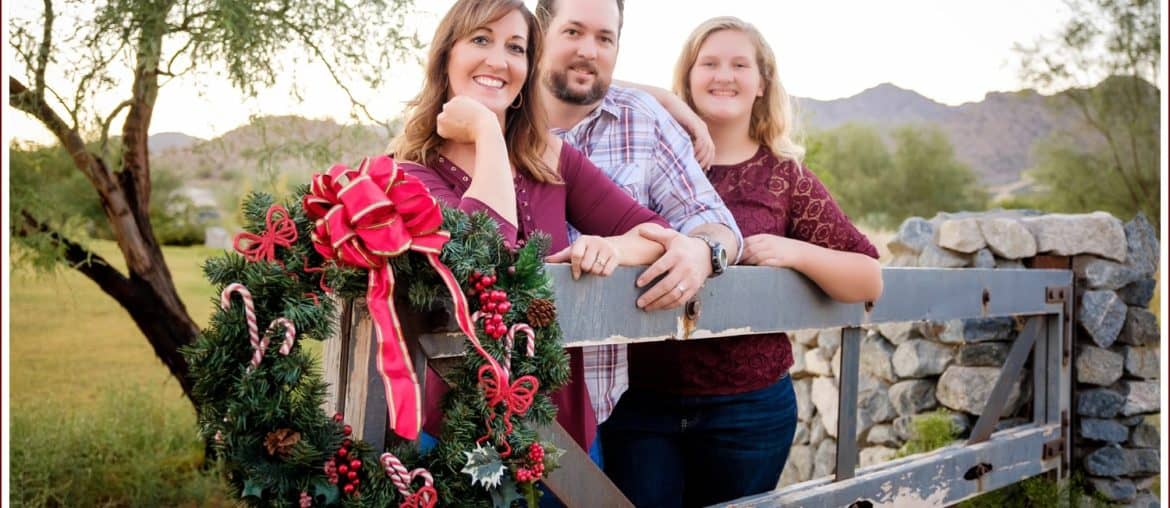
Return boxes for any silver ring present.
[594,257,609,267]
[675,284,686,293]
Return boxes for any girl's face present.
[688,29,763,125]
[446,9,530,116]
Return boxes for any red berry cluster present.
[299,491,313,508]
[328,413,362,496]
[513,442,547,483]
[470,271,511,339]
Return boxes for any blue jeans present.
[599,374,797,508]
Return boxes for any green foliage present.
[894,409,961,458]
[1014,0,1160,229]
[185,191,570,506]
[960,473,1119,508]
[10,386,227,507]
[805,124,988,229]
[151,169,208,246]
[9,141,210,263]
[1012,77,1160,226]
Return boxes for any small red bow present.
[233,205,298,263]
[477,364,539,457]
[400,486,437,508]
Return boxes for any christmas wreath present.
[185,156,570,507]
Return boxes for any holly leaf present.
[241,479,265,499]
[462,443,506,489]
[541,442,567,471]
[489,474,526,508]
[310,477,340,506]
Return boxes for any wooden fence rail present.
[325,266,1072,507]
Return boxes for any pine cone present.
[526,298,557,328]
[264,428,302,457]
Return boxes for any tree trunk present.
[124,274,200,397]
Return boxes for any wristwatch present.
[690,234,728,277]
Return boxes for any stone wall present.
[778,210,1161,507]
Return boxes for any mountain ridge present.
[151,79,1145,188]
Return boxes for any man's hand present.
[634,227,712,310]
[546,235,621,280]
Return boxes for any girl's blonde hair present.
[391,0,559,182]
[672,16,805,164]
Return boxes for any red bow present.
[304,156,452,440]
[477,364,539,457]
[233,205,298,263]
[401,486,437,508]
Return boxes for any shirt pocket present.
[608,162,647,206]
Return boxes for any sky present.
[4,0,1154,145]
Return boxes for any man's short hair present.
[535,0,625,35]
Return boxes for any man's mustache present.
[563,59,598,75]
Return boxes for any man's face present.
[540,0,620,106]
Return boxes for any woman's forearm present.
[792,242,884,303]
[608,226,667,265]
[462,133,518,226]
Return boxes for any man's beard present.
[544,66,609,106]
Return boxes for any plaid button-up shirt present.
[553,86,743,424]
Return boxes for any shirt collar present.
[551,88,622,136]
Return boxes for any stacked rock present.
[778,210,1160,508]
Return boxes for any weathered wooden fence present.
[325,264,1072,507]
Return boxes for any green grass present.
[894,409,960,459]
[960,474,1119,508]
[9,241,230,506]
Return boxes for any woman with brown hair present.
[392,0,670,454]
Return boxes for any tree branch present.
[283,21,383,127]
[120,3,174,220]
[100,99,133,153]
[35,0,53,97]
[1063,89,1144,206]
[10,77,103,186]
[17,210,134,302]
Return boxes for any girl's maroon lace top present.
[629,146,879,396]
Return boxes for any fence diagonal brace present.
[967,316,1043,445]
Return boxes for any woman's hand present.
[545,235,622,280]
[741,233,807,268]
[436,96,498,144]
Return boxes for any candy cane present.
[381,452,434,497]
[505,324,536,371]
[220,283,262,371]
[269,317,297,355]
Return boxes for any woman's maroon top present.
[402,142,669,450]
[629,146,879,396]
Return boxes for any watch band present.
[689,234,728,277]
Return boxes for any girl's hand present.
[545,235,621,280]
[436,96,498,144]
[741,233,805,268]
[678,108,715,169]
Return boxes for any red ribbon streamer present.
[233,205,298,263]
[304,155,519,441]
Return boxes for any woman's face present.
[446,9,530,116]
[688,29,763,125]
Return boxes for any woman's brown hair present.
[391,0,559,182]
